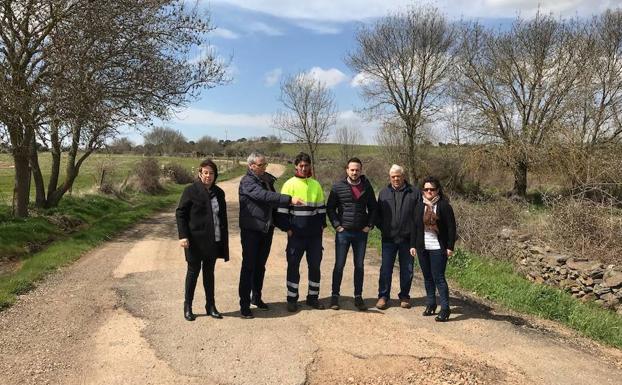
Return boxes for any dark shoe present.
[251,298,269,311]
[287,301,298,312]
[206,304,223,319]
[306,298,325,310]
[354,296,367,311]
[240,307,254,319]
[330,296,340,310]
[184,303,196,321]
[422,305,437,316]
[435,308,451,322]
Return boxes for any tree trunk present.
[12,151,31,218]
[512,160,528,197]
[30,136,46,208]
[405,125,418,186]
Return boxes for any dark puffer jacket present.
[327,175,377,231]
[239,169,291,233]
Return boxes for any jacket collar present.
[387,181,412,193]
[247,169,276,184]
[341,174,368,186]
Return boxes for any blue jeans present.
[378,240,413,300]
[417,249,449,310]
[331,230,368,297]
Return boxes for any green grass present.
[446,249,622,349]
[0,164,245,310]
[0,153,237,204]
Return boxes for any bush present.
[452,196,523,261]
[162,163,194,184]
[542,198,622,265]
[129,158,163,194]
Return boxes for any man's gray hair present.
[247,151,265,165]
[389,164,404,175]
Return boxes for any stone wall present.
[498,228,622,315]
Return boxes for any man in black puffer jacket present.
[327,157,377,311]
[238,152,303,319]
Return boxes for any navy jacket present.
[176,181,229,262]
[327,175,377,231]
[375,182,421,243]
[239,169,291,233]
[410,198,457,253]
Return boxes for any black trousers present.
[286,234,323,303]
[239,227,274,308]
[184,256,217,306]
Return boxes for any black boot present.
[422,305,437,316]
[184,303,196,321]
[206,303,223,319]
[435,308,451,322]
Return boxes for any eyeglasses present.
[255,163,268,168]
[422,188,437,192]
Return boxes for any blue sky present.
[129,0,622,144]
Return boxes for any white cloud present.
[335,110,381,144]
[212,27,240,39]
[350,72,375,88]
[172,108,272,129]
[296,21,341,34]
[247,21,283,36]
[209,0,622,21]
[264,68,283,87]
[306,67,348,88]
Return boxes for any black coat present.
[410,198,456,253]
[239,170,291,233]
[375,182,421,243]
[176,181,229,262]
[327,175,377,231]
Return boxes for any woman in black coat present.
[176,159,229,321]
[409,176,456,322]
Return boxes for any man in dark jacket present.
[374,164,421,310]
[326,157,377,311]
[238,152,302,319]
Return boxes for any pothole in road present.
[306,351,521,385]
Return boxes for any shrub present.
[542,198,622,265]
[162,163,194,184]
[129,158,163,194]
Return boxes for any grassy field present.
[0,153,237,204]
[0,164,246,310]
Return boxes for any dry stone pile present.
[498,228,622,315]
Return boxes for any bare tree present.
[454,13,588,197]
[143,127,188,156]
[554,10,622,194]
[0,0,229,214]
[346,6,456,183]
[334,125,360,164]
[273,73,337,172]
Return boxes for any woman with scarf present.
[176,159,229,321]
[409,176,456,322]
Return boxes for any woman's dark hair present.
[199,159,218,182]
[421,176,443,199]
[294,152,311,165]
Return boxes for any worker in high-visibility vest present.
[276,152,326,312]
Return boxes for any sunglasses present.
[423,188,438,192]
[255,163,268,167]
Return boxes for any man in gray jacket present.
[374,164,421,309]
[238,152,302,318]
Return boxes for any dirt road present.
[1,164,621,385]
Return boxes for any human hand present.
[179,238,189,248]
[362,226,370,233]
[336,226,345,232]
[409,248,417,257]
[287,230,293,237]
[291,196,305,206]
[447,249,453,257]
